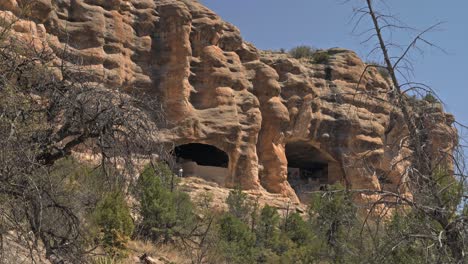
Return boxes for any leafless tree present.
[339,0,468,262]
[0,7,170,263]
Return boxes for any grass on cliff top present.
[289,45,330,64]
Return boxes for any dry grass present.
[125,240,190,264]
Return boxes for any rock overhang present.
[0,0,456,203]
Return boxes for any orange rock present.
[0,0,455,204]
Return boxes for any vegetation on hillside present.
[5,155,459,263]
[289,45,330,64]
[289,45,317,59]
[110,179,463,263]
[365,60,391,79]
[351,0,467,262]
[0,6,168,262]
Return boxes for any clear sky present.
[200,0,468,139]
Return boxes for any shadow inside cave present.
[172,143,229,186]
[285,141,338,202]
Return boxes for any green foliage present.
[423,92,439,103]
[217,213,257,264]
[372,210,455,264]
[217,193,323,263]
[289,45,331,64]
[312,51,330,64]
[52,158,115,205]
[256,205,280,248]
[284,212,312,245]
[218,213,255,244]
[226,187,253,222]
[310,184,357,237]
[366,60,390,79]
[289,45,317,59]
[377,66,390,79]
[25,158,130,259]
[93,191,134,258]
[379,212,427,264]
[309,183,360,263]
[433,166,462,212]
[44,161,463,263]
[134,163,195,243]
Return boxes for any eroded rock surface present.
[0,0,456,203]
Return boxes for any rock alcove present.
[0,0,454,203]
[173,143,229,185]
[285,141,342,202]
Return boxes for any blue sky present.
[200,0,467,139]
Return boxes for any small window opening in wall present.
[172,143,229,185]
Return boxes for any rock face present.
[0,0,456,202]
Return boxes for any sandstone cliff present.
[0,0,456,203]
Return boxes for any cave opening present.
[172,143,229,185]
[285,142,332,201]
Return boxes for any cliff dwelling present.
[285,141,340,201]
[173,143,229,185]
[2,0,454,204]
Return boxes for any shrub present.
[309,183,359,262]
[256,205,280,248]
[312,51,330,64]
[366,60,390,79]
[284,212,312,245]
[226,187,253,223]
[378,210,456,264]
[218,213,255,244]
[289,45,317,59]
[41,158,132,260]
[134,163,195,243]
[93,191,134,258]
[433,166,462,211]
[377,67,390,79]
[217,213,257,263]
[289,45,332,64]
[423,93,439,103]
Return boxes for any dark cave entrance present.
[285,142,332,201]
[172,143,229,185]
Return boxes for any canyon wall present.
[0,0,456,202]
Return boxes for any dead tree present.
[345,0,468,262]
[0,9,170,263]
